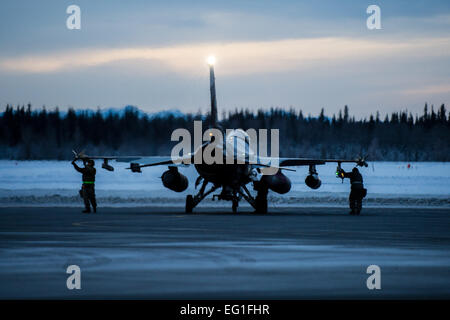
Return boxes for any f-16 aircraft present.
[74,56,368,213]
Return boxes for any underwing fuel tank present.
[161,167,188,192]
[305,173,321,189]
[261,171,291,194]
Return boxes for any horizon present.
[2,102,446,122]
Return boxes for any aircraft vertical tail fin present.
[209,61,218,127]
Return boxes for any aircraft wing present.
[257,157,368,168]
[124,155,194,171]
[74,149,367,174]
[73,150,194,172]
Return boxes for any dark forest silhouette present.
[0,103,448,161]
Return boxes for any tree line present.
[0,103,448,161]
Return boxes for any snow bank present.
[0,160,449,207]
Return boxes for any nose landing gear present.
[212,187,241,213]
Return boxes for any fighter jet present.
[74,56,368,213]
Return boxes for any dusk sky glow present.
[1,0,449,118]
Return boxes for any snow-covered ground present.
[0,160,449,207]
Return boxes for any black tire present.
[232,200,238,213]
[255,195,268,214]
[185,195,194,213]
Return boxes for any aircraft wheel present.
[255,196,268,214]
[232,200,238,213]
[185,195,194,213]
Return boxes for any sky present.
[0,0,449,118]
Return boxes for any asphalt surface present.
[0,206,449,299]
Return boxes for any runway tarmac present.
[0,206,449,299]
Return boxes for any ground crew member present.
[72,158,97,213]
[338,167,366,215]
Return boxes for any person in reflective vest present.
[72,159,97,213]
[338,167,367,215]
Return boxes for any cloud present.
[1,37,449,76]
[401,84,450,95]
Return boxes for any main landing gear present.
[185,179,219,213]
[185,179,268,214]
